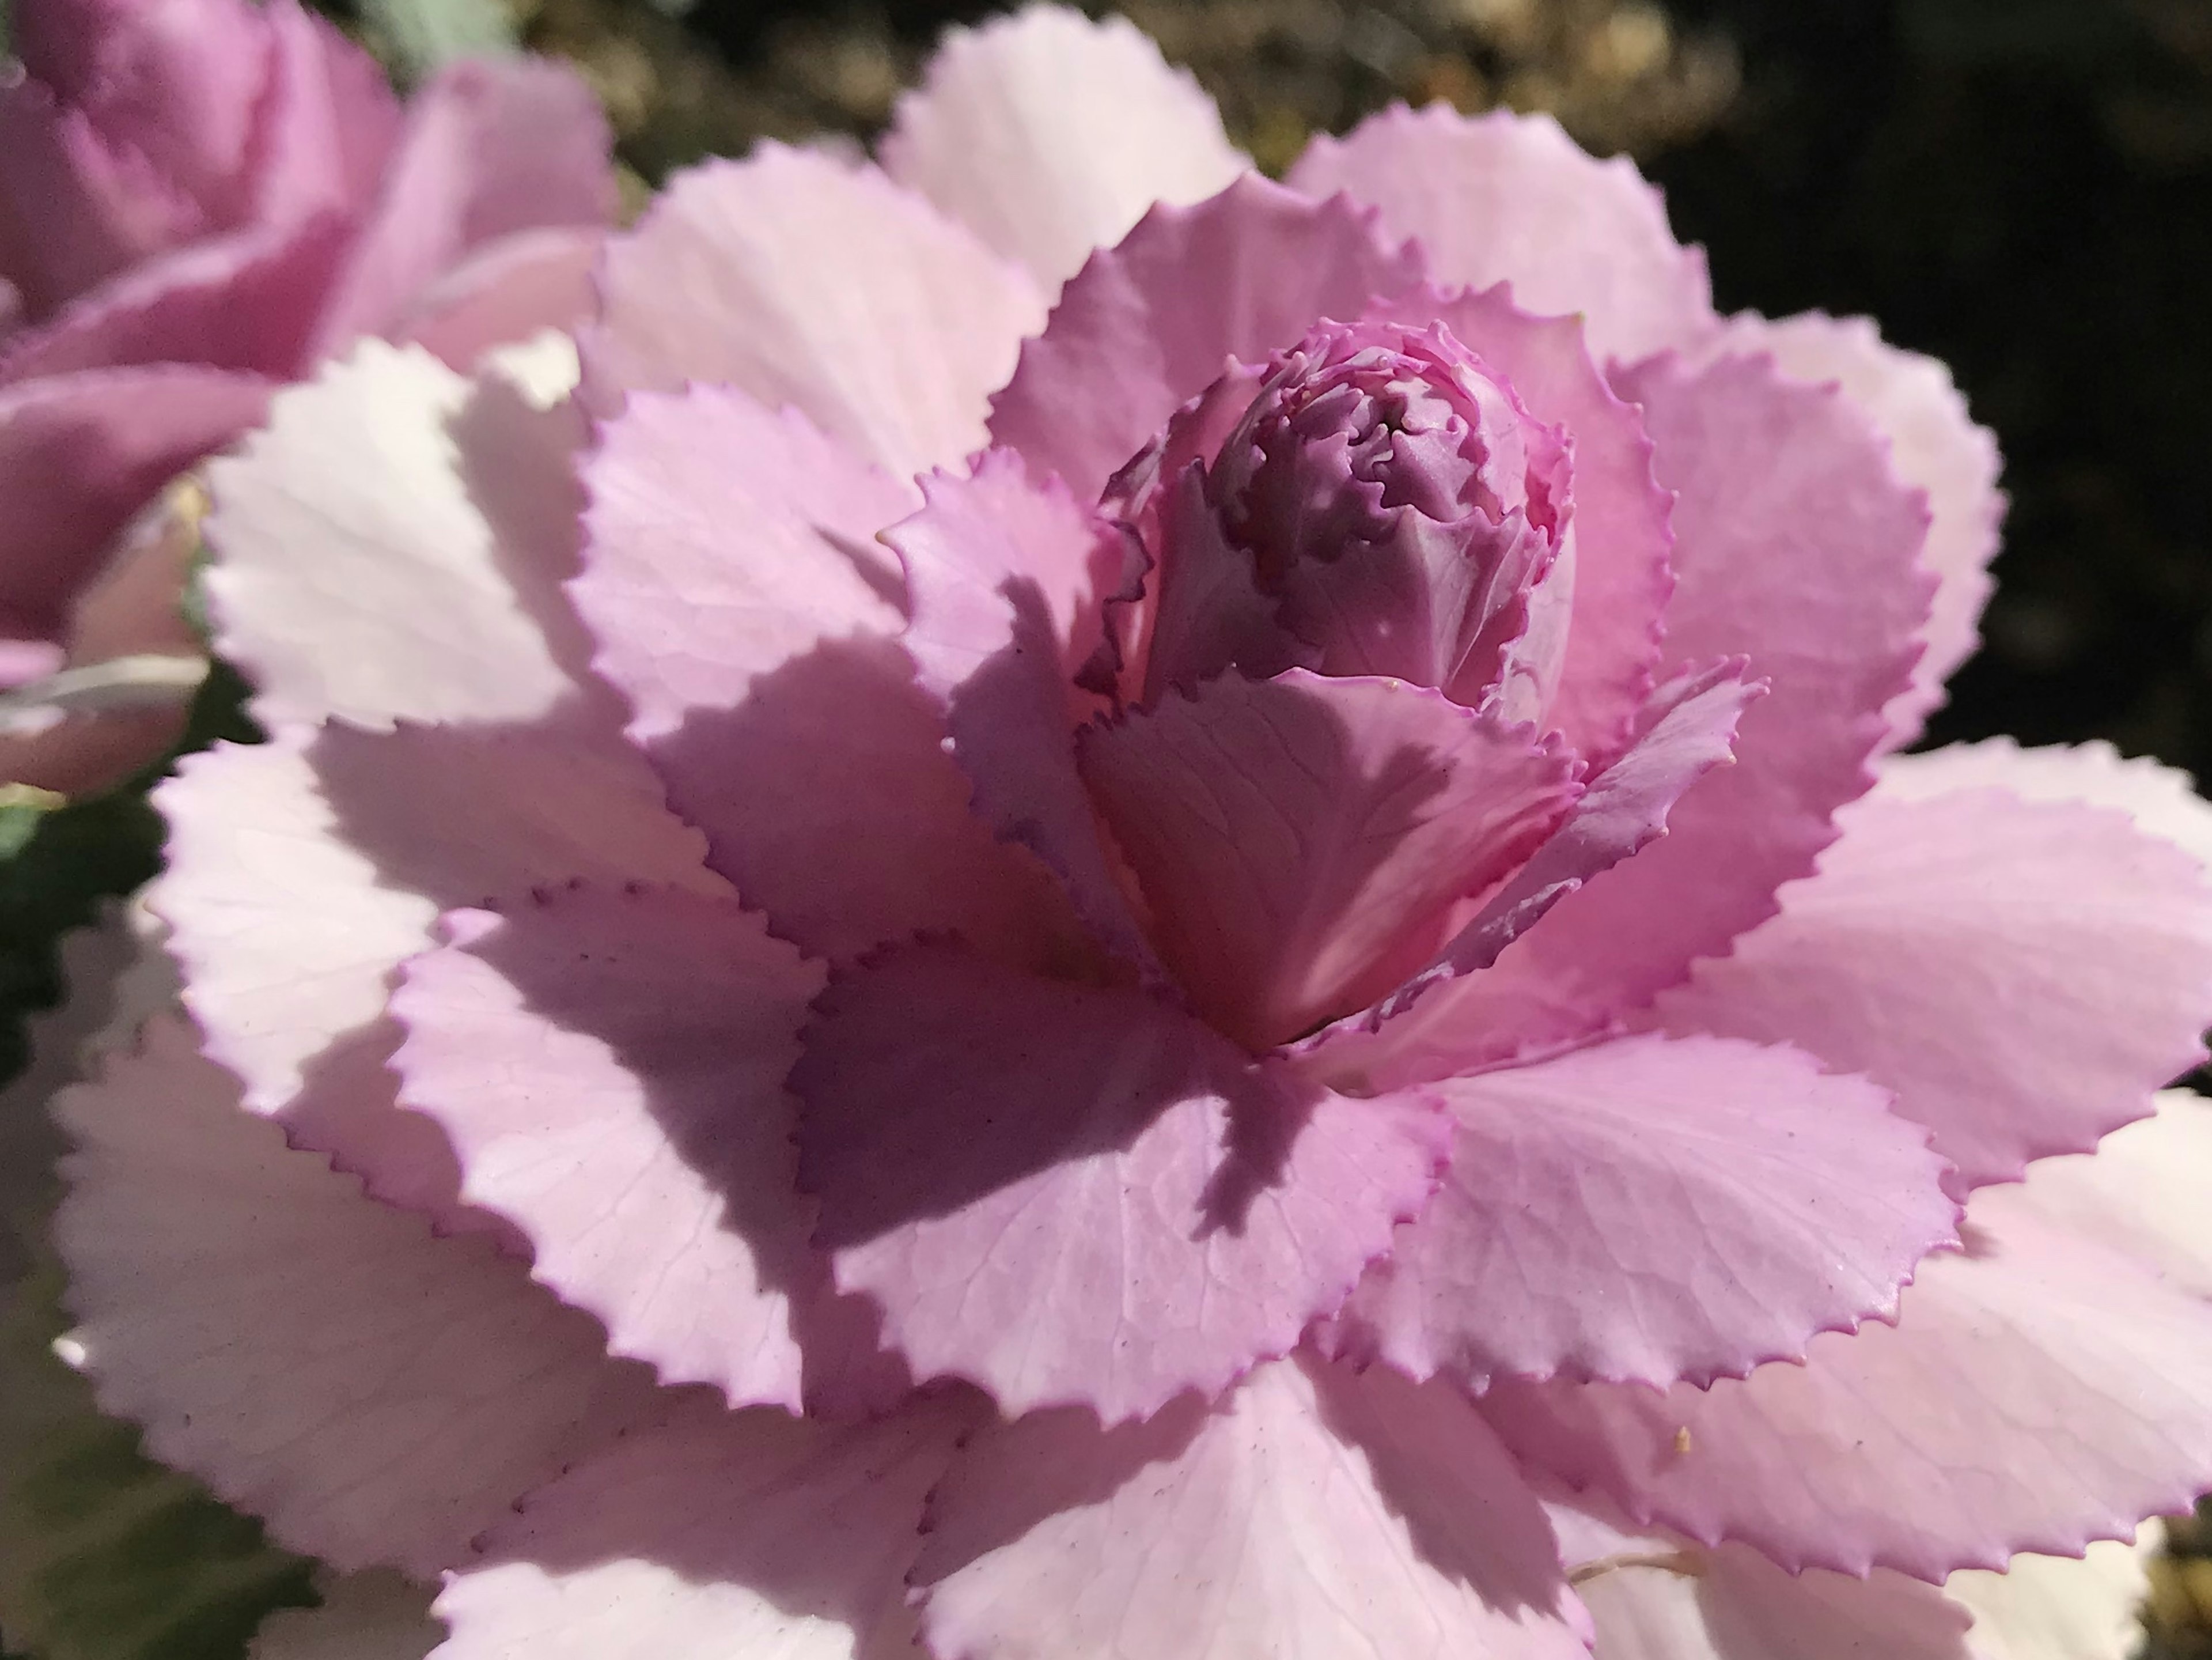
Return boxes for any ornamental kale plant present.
[0,0,615,796]
[37,7,2212,1655]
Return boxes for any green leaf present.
[0,1257,319,1660]
[361,0,514,80]
[0,794,163,1092]
[0,657,257,1093]
[0,657,289,1657]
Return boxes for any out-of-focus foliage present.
[0,1258,317,1660]
[0,662,255,1090]
[360,0,517,77]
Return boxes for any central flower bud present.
[1126,320,1576,721]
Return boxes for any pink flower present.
[0,0,615,795]
[47,9,2212,1655]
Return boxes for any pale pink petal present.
[150,722,721,1219]
[1327,1032,1955,1390]
[391,887,822,1409]
[988,175,1425,504]
[307,56,613,358]
[1331,660,1752,1049]
[1482,1190,2212,1579]
[1571,1541,1974,1660]
[1387,284,1676,765]
[52,1016,655,1576]
[880,6,1247,290]
[585,147,1046,480]
[790,946,1449,1421]
[1364,348,1933,1080]
[1702,312,2003,746]
[1543,1484,1979,1660]
[575,382,1074,966]
[1880,735,2212,870]
[1652,776,2212,1187]
[2003,1091,2212,1298]
[1950,1530,2159,1660]
[203,339,594,732]
[916,1352,1589,1660]
[0,365,270,630]
[0,213,350,382]
[885,449,1154,969]
[384,225,604,369]
[247,1570,441,1660]
[893,449,1130,701]
[1550,1490,1990,1660]
[1080,670,1578,1049]
[1289,106,1716,364]
[578,383,911,737]
[434,1391,974,1660]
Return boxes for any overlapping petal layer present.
[916,1352,1590,1660]
[1380,286,1676,766]
[1554,1497,1974,1660]
[1655,757,2212,1185]
[989,176,1426,503]
[791,946,1449,1420]
[1881,735,2212,868]
[1289,106,1717,364]
[1340,660,1752,1039]
[575,383,1074,968]
[1349,347,1934,1083]
[435,1391,975,1660]
[1482,1186,2212,1579]
[155,726,718,1144]
[1702,312,2003,745]
[886,450,1154,970]
[246,0,403,230]
[1081,670,1578,1047]
[1548,1487,2155,1660]
[1330,1031,1955,1390]
[52,1017,654,1577]
[392,886,823,1409]
[157,336,720,1209]
[384,225,604,369]
[203,339,585,732]
[585,146,1045,481]
[881,6,1245,289]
